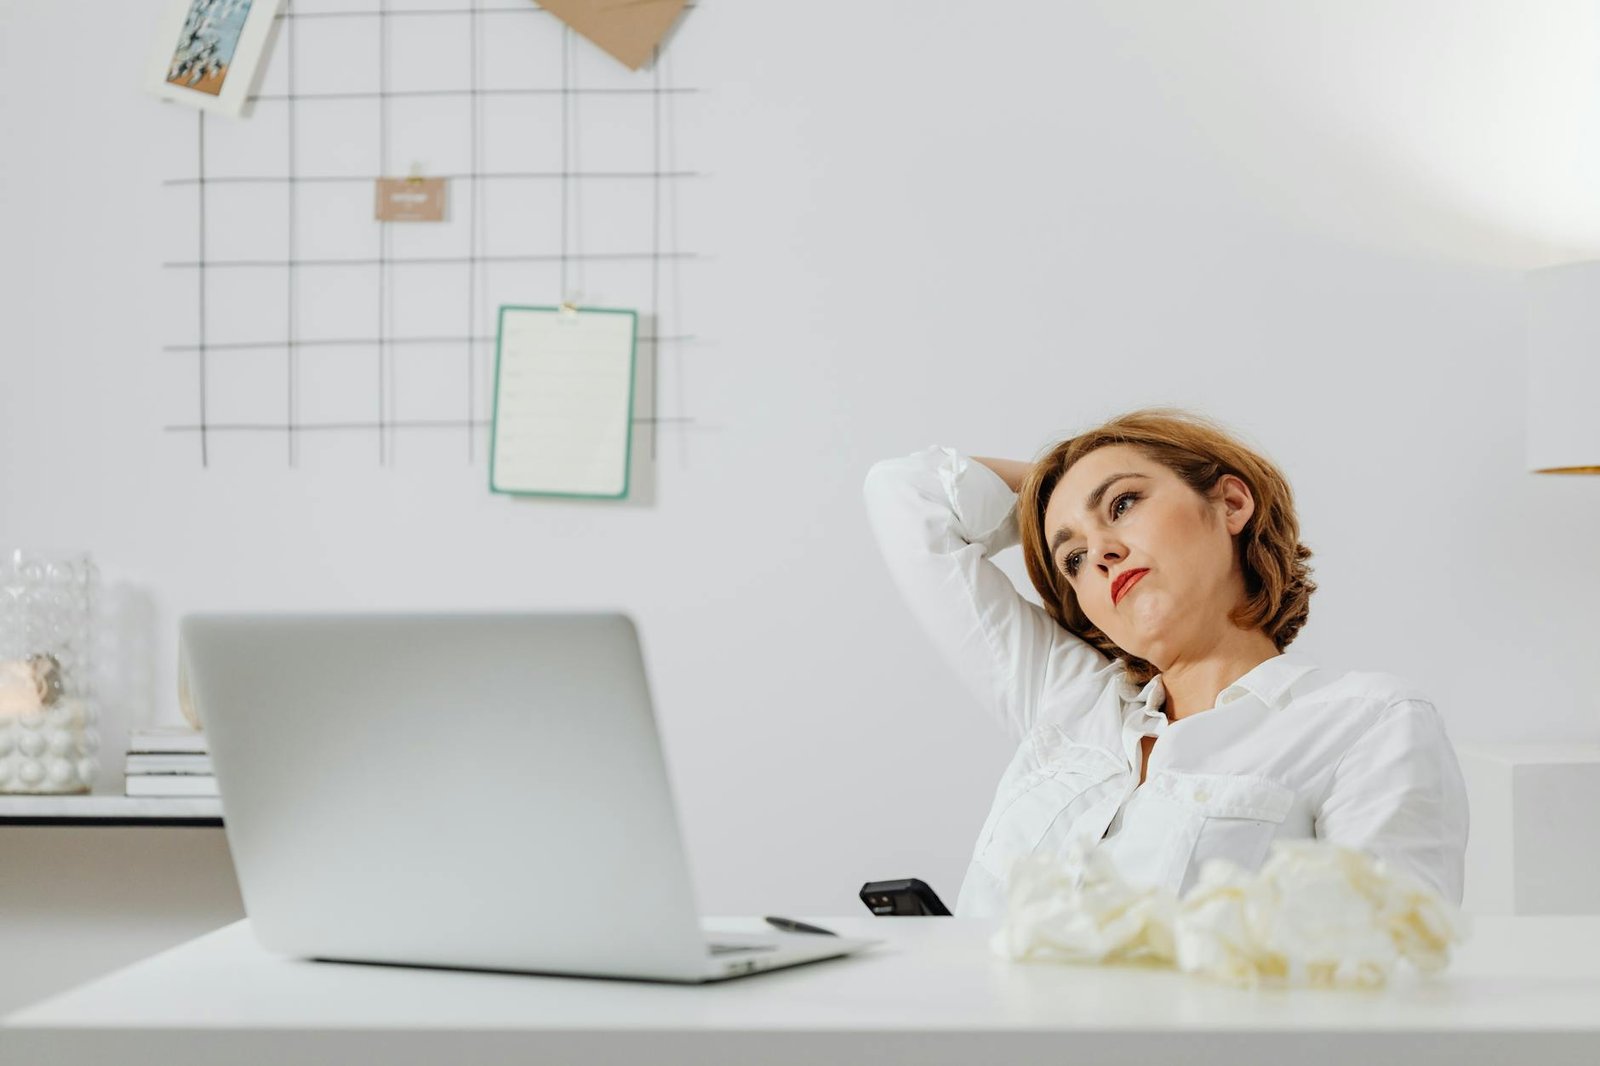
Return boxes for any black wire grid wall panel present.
[162,1,699,467]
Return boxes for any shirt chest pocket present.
[975,741,1124,879]
[1145,770,1297,894]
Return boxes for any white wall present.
[3,0,1599,920]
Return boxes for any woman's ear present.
[1218,475,1255,536]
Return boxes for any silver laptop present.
[178,611,879,983]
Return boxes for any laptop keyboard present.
[707,942,778,956]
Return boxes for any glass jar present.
[0,550,100,794]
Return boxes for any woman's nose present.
[1092,541,1125,571]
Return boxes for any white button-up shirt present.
[864,445,1469,916]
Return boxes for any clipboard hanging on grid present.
[489,305,638,500]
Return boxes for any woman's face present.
[1042,444,1255,669]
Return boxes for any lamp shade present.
[1527,261,1600,474]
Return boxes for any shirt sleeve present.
[1314,698,1470,904]
[862,445,1111,742]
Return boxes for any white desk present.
[5,915,1600,1066]
[0,790,222,826]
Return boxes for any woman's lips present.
[1113,569,1149,605]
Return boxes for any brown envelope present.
[538,0,689,71]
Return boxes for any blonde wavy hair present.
[1017,408,1317,687]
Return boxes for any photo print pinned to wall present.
[145,0,285,118]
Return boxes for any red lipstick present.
[1112,569,1148,605]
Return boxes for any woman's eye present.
[1059,493,1138,579]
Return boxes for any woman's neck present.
[1157,632,1282,721]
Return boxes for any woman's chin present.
[1115,604,1170,651]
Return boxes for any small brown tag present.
[374,177,447,222]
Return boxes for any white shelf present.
[0,790,222,826]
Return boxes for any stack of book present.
[124,724,216,797]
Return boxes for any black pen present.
[764,915,838,936]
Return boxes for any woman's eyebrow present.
[1048,473,1150,555]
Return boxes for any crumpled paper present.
[991,841,1178,967]
[991,840,1468,988]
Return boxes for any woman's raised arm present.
[969,456,1032,493]
[862,446,1112,742]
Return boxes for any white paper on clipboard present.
[490,306,637,498]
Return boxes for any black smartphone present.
[859,878,951,916]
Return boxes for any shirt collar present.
[1130,673,1167,714]
[1125,653,1319,715]
[1216,653,1320,711]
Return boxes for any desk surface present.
[6,915,1600,1066]
[0,790,222,826]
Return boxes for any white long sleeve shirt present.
[863,445,1469,916]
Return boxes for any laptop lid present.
[179,611,719,982]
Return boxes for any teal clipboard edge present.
[488,304,638,501]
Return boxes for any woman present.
[863,408,1467,917]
